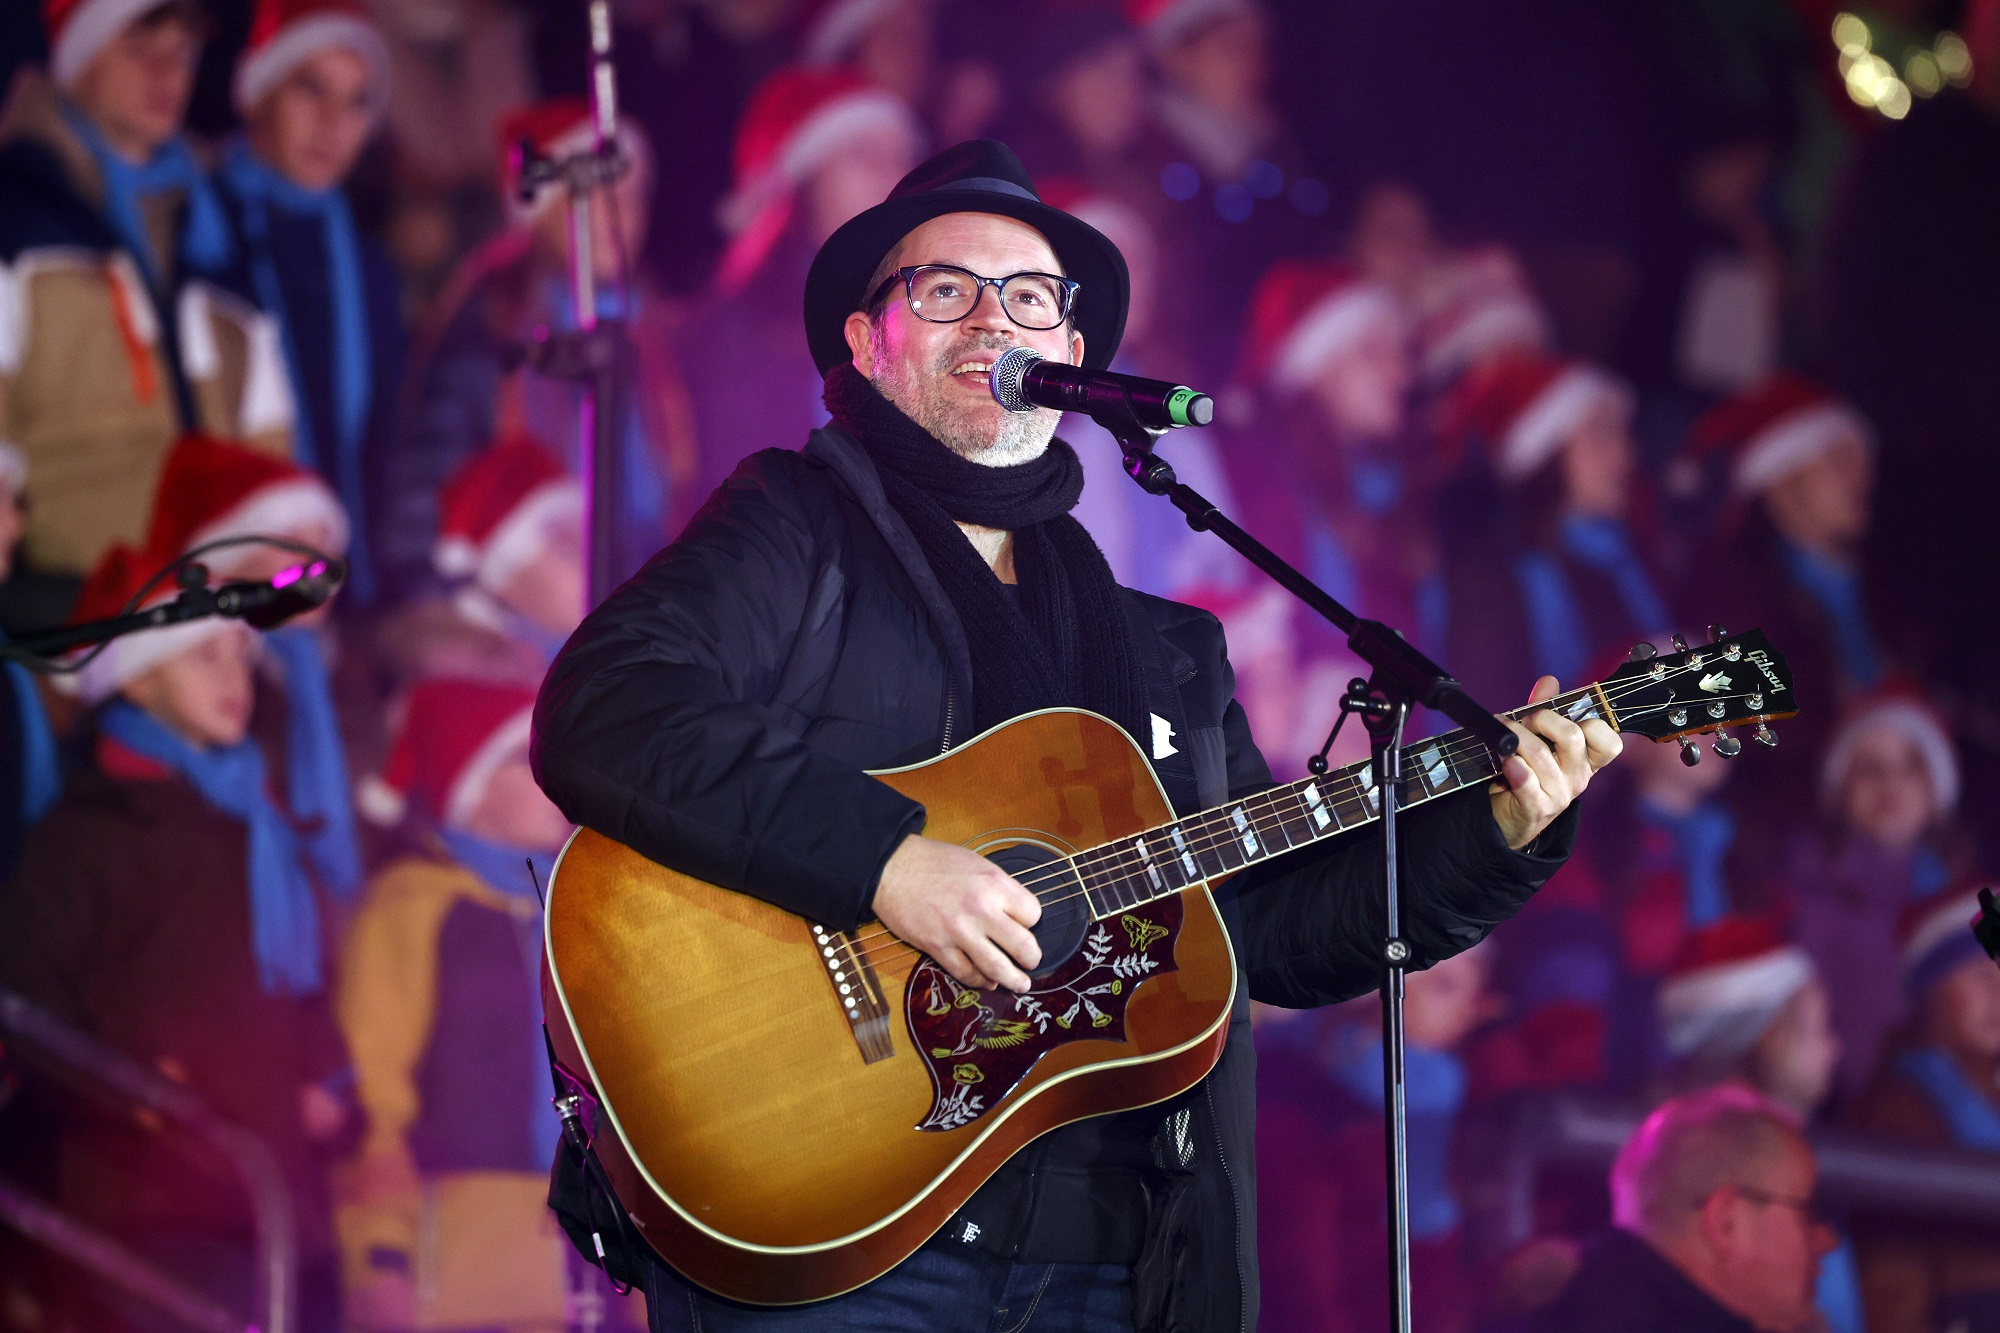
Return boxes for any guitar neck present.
[1068,683,1614,920]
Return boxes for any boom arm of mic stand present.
[1108,416,1517,760]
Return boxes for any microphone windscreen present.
[989,346,1043,413]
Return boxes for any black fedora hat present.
[803,139,1130,376]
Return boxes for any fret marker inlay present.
[1169,827,1197,878]
[1303,782,1331,829]
[1230,807,1259,857]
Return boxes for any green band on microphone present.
[1168,387,1197,427]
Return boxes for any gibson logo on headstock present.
[1748,649,1789,693]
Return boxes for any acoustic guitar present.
[543,630,1795,1304]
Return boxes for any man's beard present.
[869,329,1061,467]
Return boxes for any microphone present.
[988,346,1214,430]
[214,557,347,630]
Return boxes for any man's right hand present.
[872,834,1043,992]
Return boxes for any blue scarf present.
[438,827,562,1165]
[1514,516,1671,687]
[1779,540,1883,690]
[1897,1046,2000,1150]
[263,630,362,903]
[3,633,61,828]
[64,106,231,293]
[1817,1234,1865,1333]
[220,143,375,603]
[99,702,322,995]
[1639,798,1736,928]
[1329,1029,1467,1240]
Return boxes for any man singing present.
[531,140,1621,1332]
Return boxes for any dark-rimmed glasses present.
[867,265,1080,331]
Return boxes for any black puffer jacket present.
[531,424,1577,1331]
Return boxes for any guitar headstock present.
[1596,627,1796,763]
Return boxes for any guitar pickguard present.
[906,897,1183,1132]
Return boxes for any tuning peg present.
[1755,722,1778,749]
[1628,641,1657,662]
[1713,734,1742,758]
[1671,633,1690,652]
[1678,737,1702,767]
[1708,624,1728,643]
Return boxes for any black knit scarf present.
[823,364,1147,747]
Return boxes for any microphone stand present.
[512,0,632,609]
[0,559,348,664]
[1092,401,1517,1333]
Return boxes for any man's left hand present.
[1488,676,1622,850]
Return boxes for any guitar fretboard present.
[1063,685,1612,919]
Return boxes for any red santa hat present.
[1414,246,1551,386]
[56,543,254,705]
[1901,882,1995,1000]
[1656,915,1816,1061]
[145,434,349,574]
[357,677,539,827]
[714,68,919,293]
[1438,353,1632,483]
[1819,680,1959,815]
[1687,373,1873,499]
[232,0,389,117]
[433,438,581,595]
[44,0,199,89]
[498,98,652,223]
[1238,258,1406,393]
[1126,0,1253,47]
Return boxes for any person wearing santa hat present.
[0,540,350,1330]
[212,0,402,607]
[382,435,583,687]
[1784,683,1971,1106]
[0,444,61,880]
[0,0,295,591]
[681,67,923,499]
[795,0,936,109]
[386,99,696,597]
[1683,372,1885,809]
[1851,881,2000,1333]
[1433,352,1674,715]
[142,433,366,910]
[337,677,582,1331]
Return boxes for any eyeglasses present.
[867,265,1080,331]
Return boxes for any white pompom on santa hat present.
[1819,680,1959,816]
[1656,915,1817,1062]
[55,543,255,705]
[356,676,538,828]
[1687,372,1874,500]
[433,437,580,596]
[144,433,350,572]
[1438,352,1632,484]
[232,0,389,117]
[1237,258,1406,395]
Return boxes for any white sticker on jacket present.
[1151,713,1179,760]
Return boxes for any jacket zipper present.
[939,683,958,754]
[1204,1079,1248,1333]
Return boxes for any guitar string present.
[836,663,1770,970]
[838,674,1769,973]
[838,669,1768,969]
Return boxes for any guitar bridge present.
[810,922,894,1063]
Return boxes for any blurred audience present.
[1530,1084,1833,1333]
[1437,354,1670,713]
[1851,882,2000,1332]
[0,0,293,597]
[0,444,58,880]
[1789,685,1967,1104]
[337,678,571,1331]
[0,541,349,1331]
[376,435,582,689]
[690,67,920,494]
[215,0,402,606]
[387,98,693,593]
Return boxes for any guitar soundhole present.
[986,843,1088,978]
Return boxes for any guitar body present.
[543,708,1237,1305]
